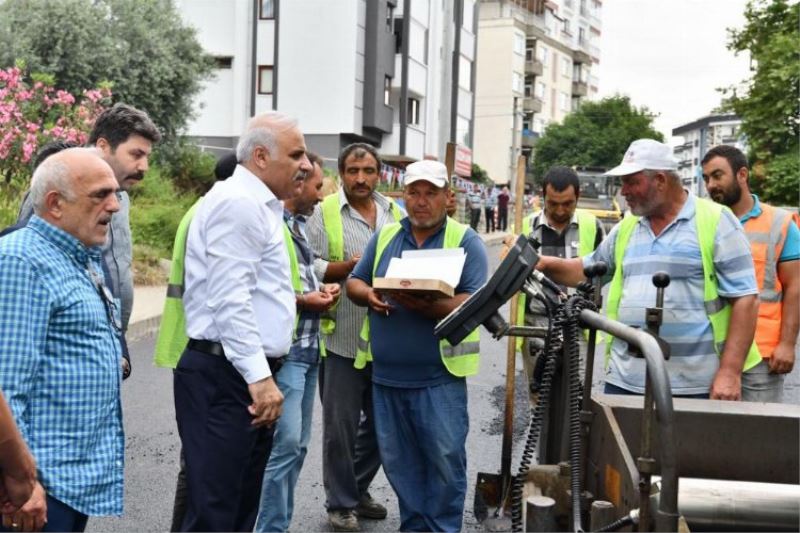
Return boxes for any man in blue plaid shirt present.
[0,148,124,532]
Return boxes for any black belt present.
[187,339,286,374]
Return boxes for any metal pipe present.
[651,477,800,532]
[578,309,679,532]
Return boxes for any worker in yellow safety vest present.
[535,139,760,400]
[507,166,605,398]
[702,144,800,403]
[346,160,488,531]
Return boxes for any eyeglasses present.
[87,265,122,334]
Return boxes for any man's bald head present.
[30,147,120,246]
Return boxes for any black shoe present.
[355,493,387,520]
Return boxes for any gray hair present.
[236,112,298,163]
[29,147,103,215]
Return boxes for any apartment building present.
[176,0,478,166]
[474,0,602,185]
[672,113,745,197]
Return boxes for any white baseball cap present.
[606,139,678,176]
[404,160,449,188]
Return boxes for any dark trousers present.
[0,495,88,532]
[497,206,508,231]
[173,348,276,532]
[469,208,481,231]
[484,207,495,233]
[318,351,382,510]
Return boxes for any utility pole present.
[510,96,520,192]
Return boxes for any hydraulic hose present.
[510,293,561,532]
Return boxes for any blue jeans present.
[255,360,319,532]
[373,380,468,533]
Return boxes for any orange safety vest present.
[743,202,795,358]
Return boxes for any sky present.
[595,0,751,145]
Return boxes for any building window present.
[384,76,392,106]
[459,56,472,89]
[512,71,524,94]
[563,19,571,35]
[258,66,273,94]
[526,47,534,61]
[407,97,421,126]
[562,57,571,77]
[536,46,548,66]
[260,0,274,19]
[559,91,570,111]
[386,3,394,31]
[534,118,545,133]
[214,56,233,69]
[524,83,532,97]
[513,32,525,55]
[535,81,546,98]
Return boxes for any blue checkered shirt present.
[0,216,124,516]
[285,211,322,364]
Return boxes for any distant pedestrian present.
[497,186,510,231]
[175,112,311,532]
[0,147,125,532]
[466,184,482,231]
[483,184,497,233]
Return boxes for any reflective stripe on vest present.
[319,192,403,334]
[743,203,793,358]
[605,198,761,371]
[515,209,599,351]
[354,218,481,377]
[153,200,201,369]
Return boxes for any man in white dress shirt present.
[174,112,312,532]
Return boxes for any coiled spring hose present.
[509,292,596,533]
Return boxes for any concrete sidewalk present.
[127,230,512,340]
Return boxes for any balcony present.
[525,59,544,76]
[523,96,543,113]
[521,129,538,148]
[573,48,591,64]
[678,159,692,169]
[572,80,588,97]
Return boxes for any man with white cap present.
[346,160,488,531]
[536,139,760,400]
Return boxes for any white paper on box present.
[384,248,466,288]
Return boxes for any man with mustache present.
[536,139,760,400]
[255,152,341,532]
[702,144,800,402]
[511,166,605,399]
[0,148,125,532]
[346,160,488,531]
[175,112,311,532]
[306,143,402,532]
[17,103,161,379]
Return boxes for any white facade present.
[177,0,477,165]
[473,0,602,185]
[672,114,745,197]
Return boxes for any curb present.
[127,314,162,343]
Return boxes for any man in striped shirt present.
[537,139,759,399]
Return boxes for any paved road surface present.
[88,241,799,531]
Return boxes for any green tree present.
[0,0,214,139]
[470,163,490,183]
[531,95,663,179]
[721,0,799,205]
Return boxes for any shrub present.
[154,139,217,194]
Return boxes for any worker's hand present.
[322,283,341,303]
[301,291,335,313]
[768,342,796,374]
[0,446,36,514]
[1,481,46,532]
[347,254,362,273]
[499,234,516,260]
[367,289,393,315]
[247,377,284,428]
[710,368,742,401]
[389,291,432,313]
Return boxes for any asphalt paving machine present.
[435,235,800,532]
